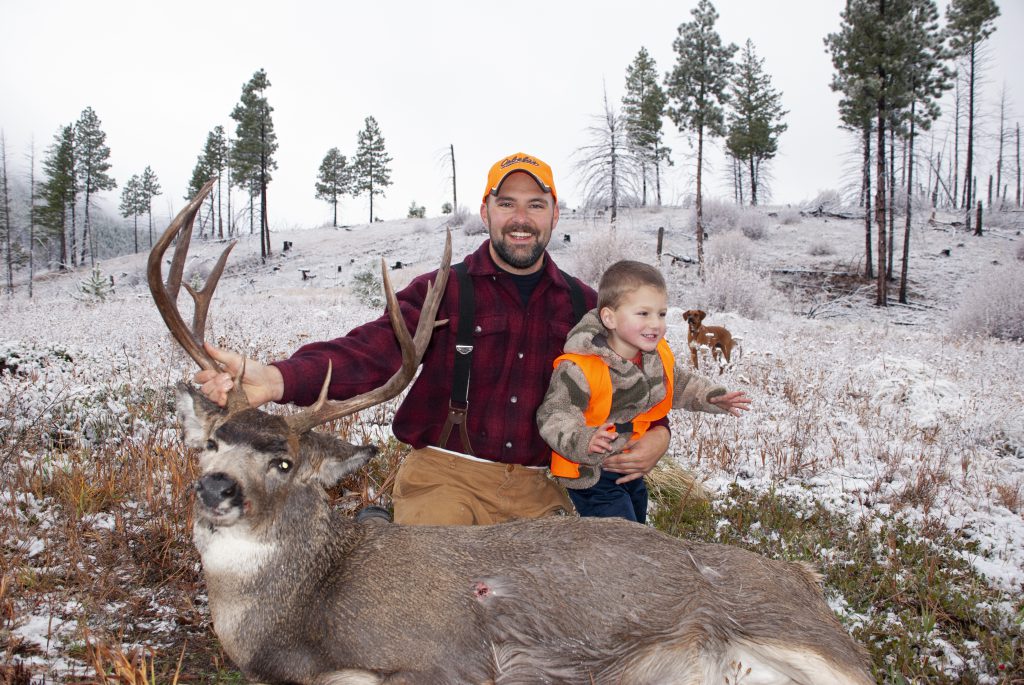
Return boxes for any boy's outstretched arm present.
[709,390,751,416]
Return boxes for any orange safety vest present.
[549,340,675,479]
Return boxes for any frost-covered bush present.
[690,256,784,319]
[984,209,1023,231]
[447,205,470,228]
[693,198,740,234]
[461,216,486,236]
[407,202,426,219]
[79,266,113,302]
[804,189,843,213]
[708,231,754,265]
[737,211,769,240]
[950,262,1024,341]
[808,239,836,256]
[776,207,802,225]
[352,269,384,309]
[572,228,644,287]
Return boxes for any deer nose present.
[196,472,242,508]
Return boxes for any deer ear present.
[175,383,225,449]
[312,438,378,488]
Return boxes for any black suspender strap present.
[438,261,476,455]
[437,262,586,456]
[560,268,586,324]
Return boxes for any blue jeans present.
[568,469,648,524]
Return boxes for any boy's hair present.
[597,260,667,310]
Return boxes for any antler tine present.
[285,230,453,436]
[148,179,248,413]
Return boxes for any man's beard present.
[491,222,548,270]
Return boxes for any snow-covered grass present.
[1,202,1022,682]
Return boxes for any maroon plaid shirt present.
[273,240,598,466]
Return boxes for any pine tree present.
[665,0,737,277]
[726,39,788,206]
[231,69,278,259]
[119,174,144,252]
[38,125,76,269]
[946,0,1000,234]
[352,116,393,223]
[204,126,229,238]
[74,107,116,267]
[622,47,670,206]
[140,166,161,249]
[315,147,352,227]
[826,0,917,306]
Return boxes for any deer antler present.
[284,231,452,436]
[147,179,250,413]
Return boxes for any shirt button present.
[517,352,524,359]
[510,396,518,403]
[474,325,482,333]
[505,441,512,449]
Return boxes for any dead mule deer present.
[151,181,873,685]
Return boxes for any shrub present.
[950,262,1024,341]
[708,231,754,265]
[352,269,384,309]
[804,189,843,213]
[776,207,802,225]
[737,211,769,240]
[441,202,452,215]
[461,216,486,236]
[693,198,740,234]
[448,205,470,228]
[691,256,784,319]
[407,202,426,219]
[808,239,836,256]
[79,266,113,302]
[571,227,644,287]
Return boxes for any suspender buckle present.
[455,345,474,355]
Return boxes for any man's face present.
[480,171,559,275]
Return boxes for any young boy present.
[536,260,750,523]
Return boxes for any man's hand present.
[709,390,752,416]
[193,342,284,408]
[602,426,670,485]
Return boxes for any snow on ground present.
[2,203,1023,676]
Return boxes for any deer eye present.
[272,458,293,473]
[206,439,218,451]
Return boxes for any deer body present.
[180,385,871,685]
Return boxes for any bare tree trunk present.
[450,144,457,213]
[953,77,961,208]
[1017,123,1021,208]
[28,140,35,298]
[888,126,896,280]
[654,141,663,207]
[900,102,916,304]
[964,43,977,232]
[1,132,12,294]
[863,126,873,279]
[996,86,1006,204]
[749,156,759,206]
[696,125,706,280]
[875,107,888,307]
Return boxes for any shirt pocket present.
[466,313,510,389]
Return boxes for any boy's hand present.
[587,422,618,455]
[709,390,751,416]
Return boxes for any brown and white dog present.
[682,309,736,373]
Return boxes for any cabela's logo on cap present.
[500,155,540,169]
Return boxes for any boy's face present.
[599,285,668,360]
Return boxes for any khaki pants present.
[392,447,575,525]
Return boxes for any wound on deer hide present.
[473,581,492,601]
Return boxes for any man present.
[195,152,671,525]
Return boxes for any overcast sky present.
[2,0,1022,230]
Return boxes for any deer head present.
[149,180,451,537]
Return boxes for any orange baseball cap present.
[482,152,557,203]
